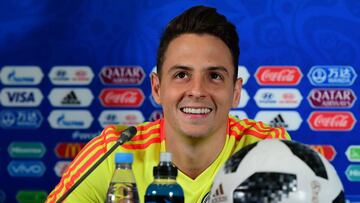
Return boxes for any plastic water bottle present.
[106,153,139,203]
[145,152,184,203]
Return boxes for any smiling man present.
[47,6,290,203]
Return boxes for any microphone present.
[118,126,137,144]
[56,126,137,203]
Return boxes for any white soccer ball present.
[210,139,345,203]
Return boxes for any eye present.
[210,72,223,80]
[175,71,188,79]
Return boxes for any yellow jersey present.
[47,116,290,203]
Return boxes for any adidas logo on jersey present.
[61,91,81,105]
[269,114,288,128]
[211,183,227,203]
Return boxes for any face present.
[151,34,242,139]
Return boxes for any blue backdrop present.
[0,1,359,202]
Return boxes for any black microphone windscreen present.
[119,126,137,144]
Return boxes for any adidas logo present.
[211,184,227,203]
[270,114,288,128]
[61,91,81,105]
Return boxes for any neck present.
[165,124,227,180]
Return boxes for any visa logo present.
[0,88,43,107]
[7,92,35,102]
[7,161,45,177]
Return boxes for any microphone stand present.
[56,128,136,203]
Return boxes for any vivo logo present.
[7,161,45,177]
[0,88,43,107]
[0,66,43,85]
[48,110,93,129]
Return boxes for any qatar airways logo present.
[99,66,145,85]
[99,88,145,107]
[255,66,302,86]
[308,111,356,131]
[308,89,356,108]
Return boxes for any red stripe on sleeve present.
[48,127,118,200]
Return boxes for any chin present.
[180,128,211,139]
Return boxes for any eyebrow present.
[208,66,230,75]
[168,65,193,73]
[168,65,230,75]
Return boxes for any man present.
[47,5,290,203]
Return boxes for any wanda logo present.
[308,111,356,131]
[255,66,302,85]
[99,88,144,107]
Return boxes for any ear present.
[150,72,162,105]
[232,77,243,108]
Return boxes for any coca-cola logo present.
[99,88,145,107]
[99,66,145,85]
[308,111,356,131]
[255,66,302,86]
[308,89,356,108]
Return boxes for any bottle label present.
[145,195,184,203]
[106,183,139,202]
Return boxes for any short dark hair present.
[156,5,240,82]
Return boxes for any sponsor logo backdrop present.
[0,1,359,202]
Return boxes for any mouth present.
[180,107,212,115]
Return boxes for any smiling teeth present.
[182,108,211,114]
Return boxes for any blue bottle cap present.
[115,153,133,164]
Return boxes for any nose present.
[185,75,208,98]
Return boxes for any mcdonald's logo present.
[309,145,336,161]
[55,142,86,159]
